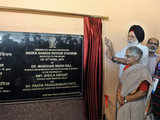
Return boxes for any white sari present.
[117,64,152,120]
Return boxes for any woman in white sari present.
[117,46,152,120]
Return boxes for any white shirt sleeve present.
[115,47,127,58]
[137,44,149,66]
[115,47,127,77]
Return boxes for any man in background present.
[145,37,160,120]
[147,37,160,75]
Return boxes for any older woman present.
[117,46,152,120]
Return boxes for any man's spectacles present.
[128,35,135,39]
[147,41,158,46]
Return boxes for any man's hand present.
[104,36,113,49]
[104,36,114,59]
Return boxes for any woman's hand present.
[117,91,124,106]
[118,95,125,106]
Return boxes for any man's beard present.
[127,40,139,46]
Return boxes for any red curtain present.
[83,17,103,120]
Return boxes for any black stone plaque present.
[0,31,83,102]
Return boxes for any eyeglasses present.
[147,41,158,46]
[125,54,134,58]
[128,35,135,39]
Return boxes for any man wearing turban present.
[108,25,149,77]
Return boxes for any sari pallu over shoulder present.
[120,63,152,97]
[117,64,152,120]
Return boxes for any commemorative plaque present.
[0,31,83,102]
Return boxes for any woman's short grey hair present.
[127,46,143,61]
